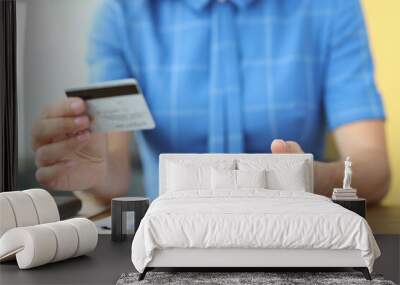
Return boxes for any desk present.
[0,235,133,285]
[367,205,400,284]
[367,205,400,234]
[92,204,400,235]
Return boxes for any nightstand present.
[332,198,366,218]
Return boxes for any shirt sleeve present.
[324,0,385,131]
[87,0,131,83]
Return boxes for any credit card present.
[65,79,155,133]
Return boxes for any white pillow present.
[166,160,235,191]
[211,168,236,190]
[211,169,268,190]
[237,169,267,189]
[238,159,308,191]
[267,163,307,191]
[167,162,210,191]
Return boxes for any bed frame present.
[139,154,371,281]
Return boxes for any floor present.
[374,235,400,283]
[1,234,399,285]
[1,204,399,284]
[0,235,134,285]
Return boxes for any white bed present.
[131,154,380,280]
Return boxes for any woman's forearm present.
[314,150,390,204]
[100,155,131,200]
[314,160,342,197]
[89,133,132,201]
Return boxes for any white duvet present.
[131,190,380,273]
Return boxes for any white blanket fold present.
[131,190,380,273]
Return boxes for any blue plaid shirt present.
[88,0,385,199]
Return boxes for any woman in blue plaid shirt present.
[32,0,390,204]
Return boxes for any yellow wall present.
[362,1,400,205]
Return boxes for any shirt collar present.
[185,0,256,11]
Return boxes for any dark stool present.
[111,197,149,242]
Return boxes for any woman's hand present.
[270,120,391,205]
[271,139,304,154]
[32,98,108,192]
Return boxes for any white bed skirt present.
[148,248,366,268]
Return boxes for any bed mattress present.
[131,190,380,273]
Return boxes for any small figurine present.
[332,156,357,200]
[342,156,352,190]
